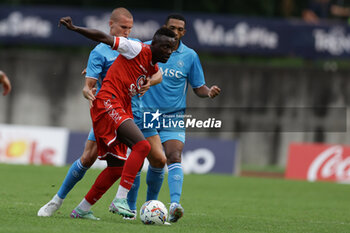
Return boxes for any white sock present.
[115,185,129,199]
[53,194,64,204]
[77,198,92,212]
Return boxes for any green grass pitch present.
[1,163,350,233]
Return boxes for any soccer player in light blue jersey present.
[128,14,221,223]
[37,7,140,218]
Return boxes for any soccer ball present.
[140,200,168,225]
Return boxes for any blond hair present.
[110,7,133,22]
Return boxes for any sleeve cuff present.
[112,36,120,50]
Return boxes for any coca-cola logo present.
[307,146,350,182]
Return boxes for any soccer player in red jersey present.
[59,16,176,218]
[38,7,139,218]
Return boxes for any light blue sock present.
[57,159,88,199]
[146,165,164,201]
[167,163,183,204]
[127,171,141,211]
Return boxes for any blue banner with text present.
[1,5,350,58]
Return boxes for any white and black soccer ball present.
[140,200,168,225]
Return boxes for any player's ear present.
[109,20,113,27]
[183,28,186,36]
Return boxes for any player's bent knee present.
[80,140,98,167]
[80,154,98,168]
[80,149,98,167]
[166,151,182,164]
[149,155,166,168]
[148,149,167,168]
[158,156,167,168]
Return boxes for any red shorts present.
[90,98,132,160]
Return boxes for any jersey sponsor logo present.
[128,75,147,97]
[136,75,147,89]
[104,99,123,123]
[160,67,184,79]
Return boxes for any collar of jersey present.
[174,40,184,53]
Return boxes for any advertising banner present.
[286,143,350,183]
[66,131,237,174]
[182,138,236,174]
[1,6,350,58]
[0,124,69,166]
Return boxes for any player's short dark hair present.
[165,13,186,25]
[153,26,176,40]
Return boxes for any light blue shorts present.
[135,109,186,143]
[88,124,185,144]
[141,128,185,144]
[87,127,96,141]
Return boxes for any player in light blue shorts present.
[127,14,221,223]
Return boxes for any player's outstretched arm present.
[193,85,221,99]
[59,16,114,47]
[0,70,11,96]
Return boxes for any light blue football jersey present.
[141,40,205,113]
[85,39,141,115]
[85,42,118,91]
